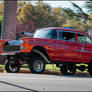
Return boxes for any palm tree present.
[62,1,92,32]
[1,0,17,39]
[62,1,90,21]
[85,0,92,12]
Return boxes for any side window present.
[59,31,76,42]
[77,34,92,44]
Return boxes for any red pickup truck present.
[0,27,92,76]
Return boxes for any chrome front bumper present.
[0,51,21,56]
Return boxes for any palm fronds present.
[85,0,92,12]
[62,1,92,21]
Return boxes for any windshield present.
[33,29,57,39]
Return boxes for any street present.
[0,73,92,91]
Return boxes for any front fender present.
[32,49,50,64]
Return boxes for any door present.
[55,31,82,62]
[77,34,92,63]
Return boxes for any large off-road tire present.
[5,59,20,73]
[60,64,76,75]
[28,56,45,74]
[88,63,92,76]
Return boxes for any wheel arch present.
[89,59,92,64]
[30,46,51,64]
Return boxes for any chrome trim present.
[76,50,92,53]
[29,41,67,47]
[29,41,56,45]
[76,43,92,53]
[1,53,16,55]
[0,51,21,56]
[82,43,85,52]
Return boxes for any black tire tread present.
[60,64,76,75]
[28,56,45,74]
[5,60,20,73]
[88,63,92,76]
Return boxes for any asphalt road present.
[0,73,92,91]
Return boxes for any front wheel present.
[28,56,45,74]
[5,59,20,73]
[60,64,76,75]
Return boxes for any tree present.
[62,19,85,31]
[1,0,17,39]
[16,20,36,39]
[0,2,4,16]
[88,13,92,30]
[85,0,92,12]
[0,16,2,35]
[62,1,92,32]
[17,1,68,29]
[63,2,89,21]
[51,7,66,27]
[17,2,54,29]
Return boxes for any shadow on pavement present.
[44,70,92,78]
[62,75,92,78]
[0,80,38,92]
[4,69,92,78]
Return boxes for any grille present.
[3,45,20,52]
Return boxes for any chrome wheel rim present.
[9,61,19,72]
[33,60,44,72]
[67,65,75,74]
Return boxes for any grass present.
[0,65,5,69]
[46,64,88,73]
[0,64,88,73]
[46,64,60,71]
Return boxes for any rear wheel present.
[60,64,76,75]
[5,59,20,73]
[88,63,92,76]
[28,56,45,74]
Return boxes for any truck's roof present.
[40,27,90,36]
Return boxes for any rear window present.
[77,34,92,44]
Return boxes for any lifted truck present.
[0,27,92,76]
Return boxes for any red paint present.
[18,60,22,64]
[0,27,92,64]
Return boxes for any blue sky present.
[31,1,87,13]
[43,1,85,8]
